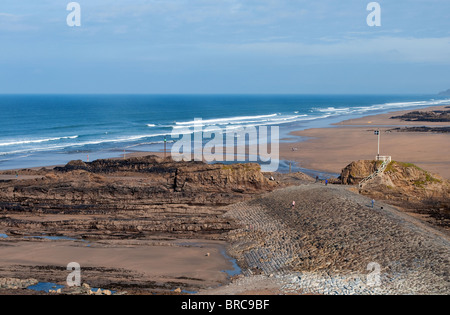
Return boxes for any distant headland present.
[438,88,450,96]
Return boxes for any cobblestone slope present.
[223,184,450,295]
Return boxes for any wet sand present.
[280,105,450,179]
[0,235,234,294]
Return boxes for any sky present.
[0,0,449,94]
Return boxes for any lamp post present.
[164,136,167,159]
[374,130,380,159]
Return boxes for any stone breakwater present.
[223,184,450,295]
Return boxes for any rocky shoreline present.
[390,108,450,122]
[0,156,279,295]
[1,156,449,295]
[388,126,450,133]
[0,156,277,238]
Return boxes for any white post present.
[377,129,380,158]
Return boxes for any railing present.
[358,156,392,189]
[375,156,392,163]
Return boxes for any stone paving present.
[223,184,450,295]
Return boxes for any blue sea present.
[0,94,449,171]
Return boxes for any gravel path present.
[219,183,449,295]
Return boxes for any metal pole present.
[164,137,167,159]
[377,129,380,158]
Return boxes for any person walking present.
[325,179,328,186]
[291,201,295,209]
[315,176,319,183]
[372,199,375,209]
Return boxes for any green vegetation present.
[397,162,424,171]
[413,180,427,188]
[384,161,396,173]
[385,161,424,173]
[413,177,440,188]
[221,165,234,171]
[384,161,442,187]
[221,164,257,172]
[424,173,442,184]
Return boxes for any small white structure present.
[375,155,391,163]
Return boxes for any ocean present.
[1,94,449,171]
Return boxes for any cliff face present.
[339,160,450,230]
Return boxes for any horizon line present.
[0,92,444,97]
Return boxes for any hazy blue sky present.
[1,0,449,94]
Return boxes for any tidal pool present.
[27,282,65,293]
[220,249,242,277]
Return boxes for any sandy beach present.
[281,105,450,179]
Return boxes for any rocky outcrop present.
[338,160,380,185]
[361,161,449,203]
[2,156,275,205]
[54,156,273,193]
[390,109,450,122]
[339,160,450,230]
[388,127,450,134]
[0,156,277,238]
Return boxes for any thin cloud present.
[0,12,38,32]
[0,13,15,17]
[218,36,450,64]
